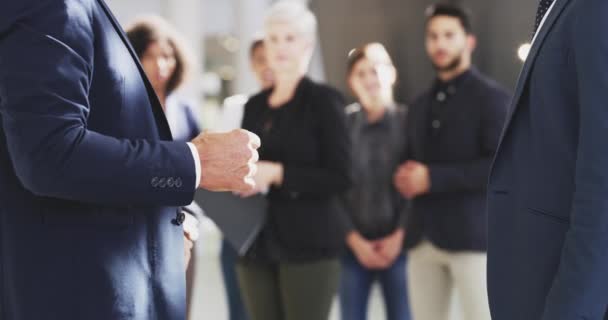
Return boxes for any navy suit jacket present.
[0,0,196,319]
[488,0,608,319]
[405,68,509,252]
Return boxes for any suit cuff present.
[186,142,201,190]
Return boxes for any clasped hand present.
[393,160,431,199]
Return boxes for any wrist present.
[346,231,363,248]
[394,227,405,237]
[423,165,432,193]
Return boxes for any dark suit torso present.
[0,1,196,319]
[405,69,509,252]
[488,0,608,319]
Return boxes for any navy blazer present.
[488,0,608,319]
[0,1,196,319]
[405,68,509,252]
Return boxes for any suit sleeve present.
[0,2,196,206]
[542,1,608,318]
[428,89,509,194]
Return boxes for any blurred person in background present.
[217,38,274,132]
[236,2,352,320]
[337,42,411,320]
[393,4,509,320]
[214,38,274,320]
[126,15,204,319]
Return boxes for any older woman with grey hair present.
[235,2,352,320]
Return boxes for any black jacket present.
[241,77,352,262]
[405,68,510,252]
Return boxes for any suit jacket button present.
[172,212,186,226]
[175,178,183,188]
[436,91,447,102]
[158,177,167,188]
[167,178,175,188]
[151,177,160,187]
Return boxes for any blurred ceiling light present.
[518,43,532,62]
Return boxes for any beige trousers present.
[407,241,491,320]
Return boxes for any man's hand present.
[235,161,283,198]
[376,228,405,264]
[192,129,260,193]
[183,213,199,271]
[347,231,392,270]
[184,235,194,271]
[394,160,431,199]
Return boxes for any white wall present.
[105,0,163,24]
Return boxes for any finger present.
[230,172,255,194]
[246,162,258,179]
[238,188,259,198]
[244,130,261,149]
[243,176,256,191]
[185,228,200,242]
[184,238,194,251]
[396,168,411,178]
[235,162,256,182]
[395,182,409,195]
[370,261,388,270]
[394,178,407,189]
[376,255,393,268]
[363,260,379,269]
[393,173,404,183]
[249,148,260,164]
[403,165,416,172]
[404,190,415,199]
[395,166,408,175]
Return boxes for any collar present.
[432,68,474,102]
[361,104,397,129]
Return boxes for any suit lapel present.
[497,0,571,146]
[96,0,174,141]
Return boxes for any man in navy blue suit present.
[0,1,259,319]
[488,0,608,319]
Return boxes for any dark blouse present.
[336,103,408,240]
[241,77,352,262]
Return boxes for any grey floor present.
[189,219,463,320]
